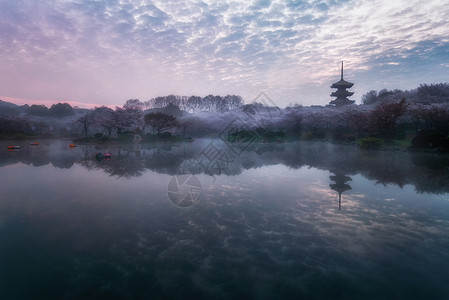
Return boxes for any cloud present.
[0,0,448,106]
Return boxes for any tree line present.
[1,84,449,148]
[143,94,244,112]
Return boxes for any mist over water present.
[1,140,449,299]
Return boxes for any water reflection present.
[2,139,449,194]
[329,171,352,210]
[1,140,449,299]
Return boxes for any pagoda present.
[329,171,352,211]
[329,61,354,106]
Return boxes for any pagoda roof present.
[331,79,354,88]
[329,98,355,106]
[329,175,352,182]
[331,61,354,88]
[330,183,352,194]
[331,90,354,97]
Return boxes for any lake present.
[1,139,449,299]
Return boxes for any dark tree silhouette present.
[74,113,94,139]
[417,83,449,104]
[144,94,243,113]
[27,104,49,116]
[370,98,408,138]
[92,106,116,137]
[114,106,143,134]
[361,90,378,105]
[144,112,179,134]
[283,107,303,134]
[123,99,144,111]
[49,103,75,117]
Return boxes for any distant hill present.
[0,100,20,116]
[0,99,19,108]
[0,99,91,118]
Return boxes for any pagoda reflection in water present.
[329,171,352,210]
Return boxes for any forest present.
[1,83,449,151]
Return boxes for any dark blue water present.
[1,140,449,299]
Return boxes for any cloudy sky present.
[1,0,448,108]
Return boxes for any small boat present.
[30,142,39,145]
[103,153,111,158]
[69,144,77,147]
[8,145,20,149]
[95,153,104,161]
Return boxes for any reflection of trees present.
[75,144,98,171]
[82,146,147,178]
[410,154,449,194]
[52,156,75,169]
[77,158,99,172]
[103,146,146,178]
[0,142,75,169]
[352,152,408,187]
[101,158,145,178]
[1,140,449,194]
[144,149,183,175]
[25,144,52,167]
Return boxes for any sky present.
[0,0,448,108]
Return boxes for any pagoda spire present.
[341,61,343,80]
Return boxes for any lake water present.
[1,139,449,299]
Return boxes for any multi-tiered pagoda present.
[329,61,354,106]
[329,171,352,211]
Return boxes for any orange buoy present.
[69,144,77,147]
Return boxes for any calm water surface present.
[1,139,449,299]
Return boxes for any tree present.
[144,112,179,134]
[27,104,49,116]
[282,107,303,134]
[406,103,424,133]
[225,95,244,111]
[301,107,327,132]
[0,117,30,134]
[114,106,143,134]
[74,112,94,139]
[362,89,417,105]
[186,96,202,112]
[123,99,144,111]
[161,103,183,117]
[109,100,145,135]
[49,103,75,117]
[370,98,408,138]
[420,103,449,134]
[145,94,244,113]
[348,107,369,134]
[336,105,369,134]
[361,90,378,105]
[92,106,116,137]
[417,83,449,104]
